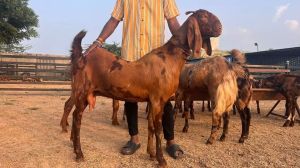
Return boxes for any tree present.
[102,42,121,56]
[83,42,121,56]
[0,0,38,52]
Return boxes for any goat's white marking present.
[287,112,292,120]
[292,113,296,121]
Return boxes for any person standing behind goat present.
[92,0,184,159]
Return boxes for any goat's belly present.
[185,90,210,100]
[94,91,149,102]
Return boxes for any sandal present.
[166,144,184,159]
[121,141,141,155]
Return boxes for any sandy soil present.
[0,88,300,168]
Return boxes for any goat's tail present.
[71,30,87,71]
[213,70,238,114]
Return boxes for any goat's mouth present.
[213,24,222,37]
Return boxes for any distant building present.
[245,47,300,70]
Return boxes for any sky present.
[22,0,300,55]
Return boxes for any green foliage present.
[0,43,31,52]
[0,0,38,52]
[102,42,121,57]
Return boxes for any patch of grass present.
[28,107,39,111]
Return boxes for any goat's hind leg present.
[238,107,251,143]
[71,102,87,161]
[147,102,156,159]
[219,112,229,141]
[60,96,75,132]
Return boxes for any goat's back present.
[179,56,232,89]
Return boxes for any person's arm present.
[167,17,180,35]
[164,0,180,35]
[96,17,120,44]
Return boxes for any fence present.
[0,52,71,81]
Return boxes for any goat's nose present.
[215,24,222,35]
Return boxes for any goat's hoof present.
[149,154,156,160]
[158,159,167,168]
[239,136,247,143]
[219,135,226,141]
[206,138,214,145]
[283,120,291,127]
[112,120,120,126]
[239,138,245,143]
[147,149,156,160]
[289,121,295,127]
[190,115,195,120]
[61,128,68,133]
[75,153,84,162]
[182,126,189,133]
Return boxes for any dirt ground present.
[0,88,300,168]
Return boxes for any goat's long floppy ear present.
[202,38,212,56]
[187,16,202,58]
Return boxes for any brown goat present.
[68,9,222,167]
[260,74,300,127]
[174,50,252,144]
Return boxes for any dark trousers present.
[125,101,174,141]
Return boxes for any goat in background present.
[174,49,252,144]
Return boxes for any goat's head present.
[185,9,222,57]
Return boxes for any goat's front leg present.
[60,96,75,132]
[190,101,195,120]
[173,92,183,120]
[219,112,229,141]
[206,111,222,144]
[182,99,191,133]
[112,99,120,125]
[151,100,167,167]
[207,101,212,112]
[245,107,251,138]
[288,97,297,127]
[283,96,293,127]
[256,101,260,114]
[71,102,87,161]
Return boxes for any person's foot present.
[121,140,141,155]
[166,141,184,159]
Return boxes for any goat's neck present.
[166,22,191,56]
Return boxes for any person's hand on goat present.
[84,38,104,55]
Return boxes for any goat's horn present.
[185,11,196,15]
